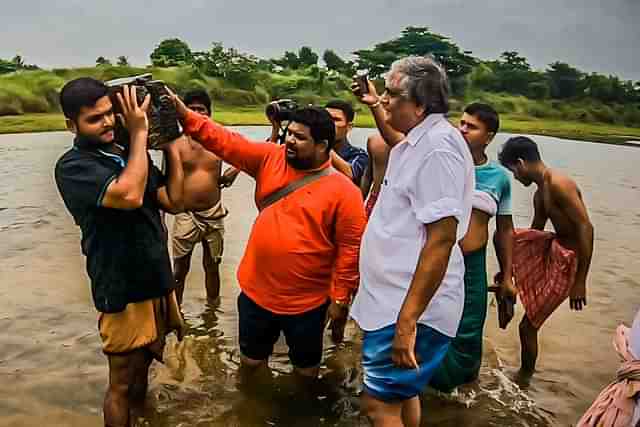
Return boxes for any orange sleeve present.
[183,110,273,177]
[330,180,367,303]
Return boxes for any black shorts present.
[237,292,329,368]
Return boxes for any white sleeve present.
[409,149,466,225]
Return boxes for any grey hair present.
[389,56,450,114]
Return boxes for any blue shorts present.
[362,323,451,402]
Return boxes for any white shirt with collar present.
[350,113,474,337]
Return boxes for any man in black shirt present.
[54,77,185,427]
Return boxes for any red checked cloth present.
[512,228,577,329]
[365,190,379,220]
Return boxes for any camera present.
[105,73,182,149]
[265,99,298,122]
[355,70,369,95]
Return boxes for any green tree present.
[117,56,130,66]
[192,42,259,89]
[487,52,546,96]
[322,49,355,75]
[272,50,302,69]
[584,73,615,102]
[499,51,530,71]
[354,26,477,83]
[96,56,112,66]
[150,38,193,67]
[298,46,318,67]
[546,62,584,99]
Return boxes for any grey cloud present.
[1,0,638,80]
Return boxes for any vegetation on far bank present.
[1,26,639,140]
[3,110,639,146]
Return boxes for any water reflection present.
[1,129,639,426]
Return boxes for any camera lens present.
[265,103,279,119]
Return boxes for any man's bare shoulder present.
[547,169,580,199]
[367,134,391,156]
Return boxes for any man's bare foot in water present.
[514,367,534,388]
[502,366,534,389]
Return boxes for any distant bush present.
[589,105,617,124]
[210,87,262,106]
[0,65,638,130]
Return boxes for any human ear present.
[318,140,329,154]
[65,119,77,135]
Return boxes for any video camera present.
[265,99,298,145]
[105,73,182,149]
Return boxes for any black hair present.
[464,102,500,134]
[290,107,336,153]
[183,89,212,116]
[325,99,355,122]
[59,77,109,121]
[498,136,542,166]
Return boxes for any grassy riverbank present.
[2,109,639,145]
[2,64,639,144]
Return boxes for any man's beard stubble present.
[286,155,314,170]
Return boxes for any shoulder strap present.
[257,168,333,212]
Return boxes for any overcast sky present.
[1,0,638,80]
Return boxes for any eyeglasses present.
[381,87,408,101]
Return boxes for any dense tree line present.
[2,27,639,105]
[144,27,639,104]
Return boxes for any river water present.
[0,128,639,426]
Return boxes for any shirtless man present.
[171,90,230,305]
[360,134,390,218]
[498,136,594,379]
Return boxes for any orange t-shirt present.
[184,111,366,315]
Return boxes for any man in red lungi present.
[498,136,594,382]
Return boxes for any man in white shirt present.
[351,56,474,427]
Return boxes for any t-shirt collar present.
[73,136,126,166]
[73,135,100,151]
[335,138,353,157]
[405,113,445,146]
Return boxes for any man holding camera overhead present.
[169,91,367,380]
[54,78,186,427]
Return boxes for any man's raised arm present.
[102,86,151,210]
[169,90,273,178]
[351,80,405,148]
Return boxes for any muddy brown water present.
[0,128,639,426]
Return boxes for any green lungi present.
[429,246,488,393]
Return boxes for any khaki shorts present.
[172,201,227,261]
[98,291,184,361]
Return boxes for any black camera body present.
[106,73,182,149]
[265,99,298,122]
[356,70,369,95]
